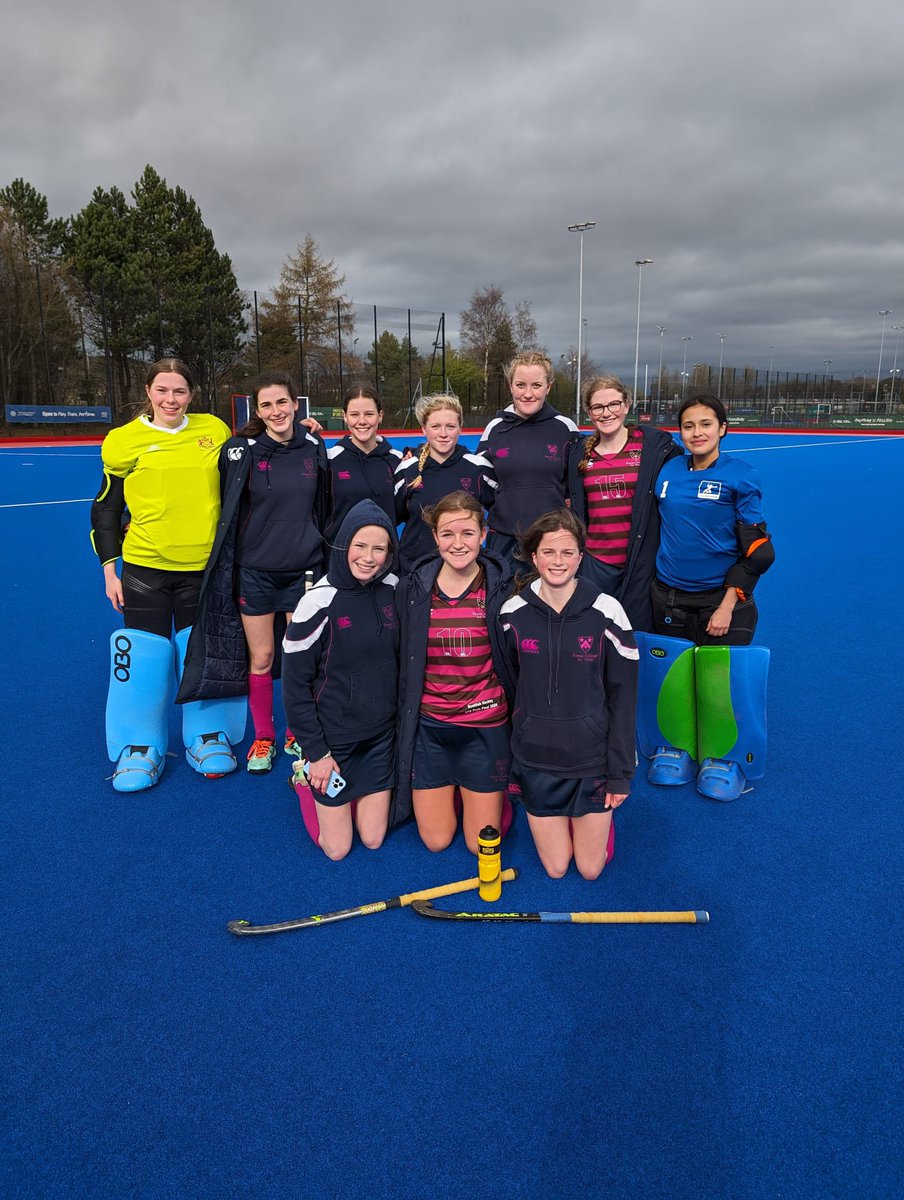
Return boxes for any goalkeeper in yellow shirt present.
[90,358,245,792]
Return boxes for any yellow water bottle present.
[477,825,502,902]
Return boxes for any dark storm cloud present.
[3,0,902,379]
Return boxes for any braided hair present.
[578,375,632,474]
[410,393,463,490]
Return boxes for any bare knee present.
[318,834,353,861]
[359,829,386,851]
[576,859,604,881]
[419,828,455,852]
[249,653,274,674]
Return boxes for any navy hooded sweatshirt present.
[394,444,496,572]
[324,435,403,543]
[476,401,579,538]
[281,499,400,763]
[499,577,639,793]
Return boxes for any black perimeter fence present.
[4,296,904,435]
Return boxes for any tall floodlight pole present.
[633,259,653,403]
[717,332,725,398]
[681,336,693,399]
[656,326,666,413]
[889,326,903,409]
[875,310,892,410]
[568,221,596,422]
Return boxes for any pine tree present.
[0,185,79,408]
[66,167,246,415]
[257,235,353,398]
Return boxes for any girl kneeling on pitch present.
[499,510,639,879]
[395,491,514,854]
[281,500,400,860]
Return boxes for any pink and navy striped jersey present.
[582,429,644,566]
[420,569,508,727]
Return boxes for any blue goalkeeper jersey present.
[654,452,766,591]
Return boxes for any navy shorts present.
[312,728,395,808]
[412,715,511,794]
[508,758,614,817]
[237,566,315,616]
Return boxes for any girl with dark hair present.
[177,371,329,773]
[566,374,681,630]
[324,384,402,542]
[394,393,495,572]
[394,491,513,853]
[499,509,638,879]
[652,394,773,645]
[91,358,243,791]
[638,394,775,801]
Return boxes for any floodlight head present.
[568,221,597,232]
[635,258,653,266]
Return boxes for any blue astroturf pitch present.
[0,431,901,1200]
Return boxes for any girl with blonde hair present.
[395,393,494,572]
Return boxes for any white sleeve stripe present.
[287,583,336,623]
[604,627,639,660]
[592,593,632,627]
[499,595,527,615]
[283,616,329,653]
[480,417,504,438]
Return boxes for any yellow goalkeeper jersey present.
[101,413,231,571]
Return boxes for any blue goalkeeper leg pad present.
[635,631,697,785]
[106,629,172,793]
[694,645,770,801]
[173,627,246,778]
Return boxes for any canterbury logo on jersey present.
[227,447,243,461]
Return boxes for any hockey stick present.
[411,901,708,924]
[228,867,518,936]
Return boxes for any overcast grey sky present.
[3,0,903,383]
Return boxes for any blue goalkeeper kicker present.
[694,644,770,801]
[105,628,172,792]
[173,626,246,776]
[634,631,698,785]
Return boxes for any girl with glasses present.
[566,375,681,631]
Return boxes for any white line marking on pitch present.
[0,498,93,509]
[731,437,904,452]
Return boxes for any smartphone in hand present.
[299,759,346,798]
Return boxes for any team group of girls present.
[92,349,773,876]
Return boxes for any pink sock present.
[292,777,321,845]
[248,672,275,741]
